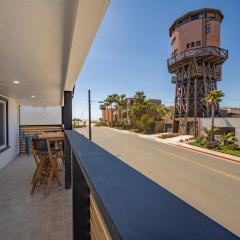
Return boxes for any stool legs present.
[45,158,61,196]
[31,156,45,195]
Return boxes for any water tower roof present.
[169,8,224,36]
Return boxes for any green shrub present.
[224,144,238,150]
[198,129,239,151]
[206,140,219,149]
[139,114,155,134]
[159,133,179,139]
[217,148,240,157]
[95,121,108,127]
[219,132,236,147]
[108,120,130,129]
[134,128,144,133]
[190,141,240,157]
[121,120,130,129]
[73,125,86,129]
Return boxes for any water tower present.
[167,8,228,134]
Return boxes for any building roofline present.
[169,8,224,37]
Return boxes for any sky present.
[72,0,240,120]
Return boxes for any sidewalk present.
[100,126,240,164]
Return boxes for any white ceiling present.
[0,0,109,105]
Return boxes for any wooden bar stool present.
[31,139,62,196]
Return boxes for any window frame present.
[171,37,176,46]
[206,24,211,34]
[196,41,201,47]
[191,15,199,21]
[0,96,9,153]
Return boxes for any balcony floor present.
[0,155,72,240]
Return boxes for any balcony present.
[0,1,239,239]
[1,128,239,239]
[0,1,110,239]
[167,46,228,71]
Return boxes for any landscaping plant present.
[202,90,224,143]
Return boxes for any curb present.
[176,144,240,164]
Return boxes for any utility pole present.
[88,89,92,140]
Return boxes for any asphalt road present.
[77,126,240,236]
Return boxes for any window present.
[206,13,216,19]
[0,96,8,151]
[181,18,189,24]
[206,24,211,34]
[196,41,201,46]
[191,42,195,47]
[191,15,199,21]
[171,37,176,45]
[217,127,235,135]
[186,43,190,49]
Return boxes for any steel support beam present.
[63,91,72,189]
[63,91,72,130]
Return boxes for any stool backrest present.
[32,133,39,139]
[32,139,48,152]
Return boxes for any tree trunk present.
[107,107,110,124]
[116,106,118,122]
[211,104,215,143]
[119,106,122,121]
[111,104,113,123]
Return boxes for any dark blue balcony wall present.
[63,91,72,189]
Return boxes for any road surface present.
[77,126,240,236]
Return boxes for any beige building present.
[220,107,240,117]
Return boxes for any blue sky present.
[73,0,240,120]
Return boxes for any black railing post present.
[88,90,92,140]
[63,91,72,189]
[72,154,90,240]
[61,106,64,125]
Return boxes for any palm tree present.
[164,106,173,116]
[118,94,127,120]
[100,104,106,121]
[134,91,146,105]
[147,102,166,121]
[202,90,224,142]
[73,118,77,127]
[112,93,119,104]
[106,95,115,123]
[112,93,120,121]
[100,104,106,111]
[103,99,110,123]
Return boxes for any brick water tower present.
[167,8,228,134]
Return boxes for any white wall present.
[0,96,19,170]
[199,118,240,140]
[20,105,62,125]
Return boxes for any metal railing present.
[168,46,228,67]
[64,130,238,240]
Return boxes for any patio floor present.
[0,155,72,240]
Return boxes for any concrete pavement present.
[77,126,240,236]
